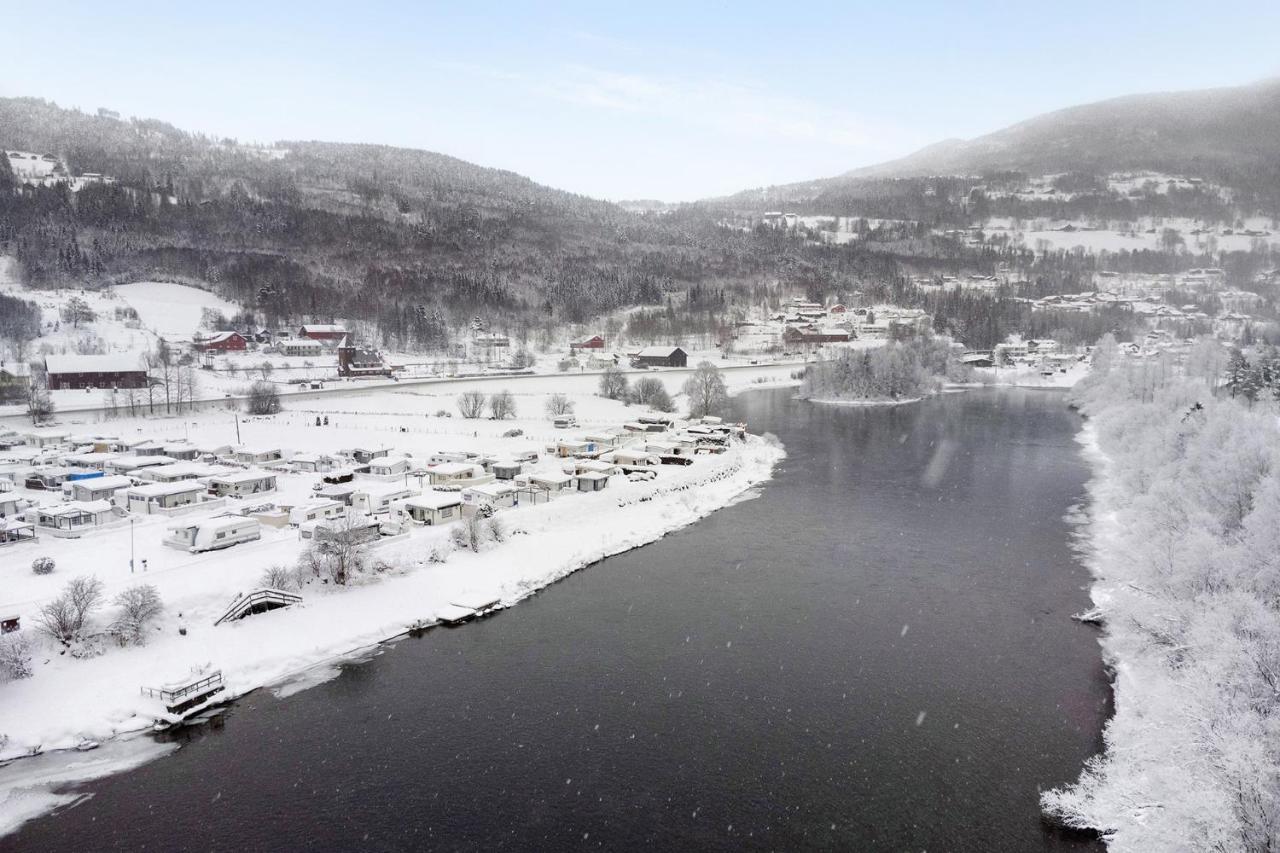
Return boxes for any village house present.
[208,470,278,497]
[193,331,248,352]
[44,353,148,390]
[126,481,205,515]
[279,339,325,358]
[570,335,606,350]
[391,492,463,526]
[298,324,349,343]
[631,346,688,368]
[337,337,392,378]
[0,361,31,396]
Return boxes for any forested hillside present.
[0,97,899,348]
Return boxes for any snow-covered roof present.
[300,324,347,334]
[41,499,113,516]
[635,346,684,358]
[401,491,463,510]
[73,474,133,491]
[128,480,203,498]
[45,353,146,375]
[429,462,481,477]
[210,469,276,485]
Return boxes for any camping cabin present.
[165,515,261,553]
[69,474,134,505]
[291,453,337,473]
[232,447,282,466]
[0,494,24,518]
[425,462,486,487]
[462,481,518,510]
[106,455,176,475]
[351,485,417,515]
[208,470,278,498]
[392,492,463,526]
[575,471,610,492]
[62,452,119,470]
[367,455,412,477]
[0,518,37,546]
[161,443,201,461]
[606,448,659,470]
[491,460,523,480]
[347,447,389,464]
[32,500,119,534]
[137,462,219,483]
[127,481,204,515]
[299,517,380,545]
[288,499,345,527]
[24,467,76,490]
[20,428,70,448]
[520,472,576,496]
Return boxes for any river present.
[1,387,1109,851]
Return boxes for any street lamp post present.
[130,516,136,573]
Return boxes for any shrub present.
[31,556,55,575]
[110,585,163,646]
[0,633,33,680]
[259,565,298,591]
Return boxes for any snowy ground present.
[0,381,785,836]
[977,215,1278,255]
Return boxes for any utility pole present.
[130,517,135,573]
[235,413,241,444]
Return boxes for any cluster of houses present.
[730,298,931,355]
[0,412,747,553]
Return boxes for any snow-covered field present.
[110,282,241,341]
[978,215,1278,255]
[0,380,785,836]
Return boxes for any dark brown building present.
[45,354,148,390]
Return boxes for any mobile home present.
[520,472,575,496]
[351,485,417,515]
[367,455,412,478]
[127,481,204,515]
[68,474,134,505]
[207,470,278,498]
[32,500,119,533]
[462,481,518,510]
[165,515,262,552]
[288,499,346,526]
[425,462,487,487]
[232,447,283,466]
[391,492,463,526]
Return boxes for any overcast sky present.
[3,1,1278,201]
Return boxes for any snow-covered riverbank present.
[0,378,785,836]
[1041,363,1280,850]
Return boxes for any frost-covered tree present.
[632,376,674,412]
[682,361,730,418]
[111,585,163,646]
[35,576,104,647]
[489,389,516,419]
[0,633,33,680]
[544,393,574,417]
[599,365,629,400]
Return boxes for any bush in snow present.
[487,516,507,544]
[109,585,163,646]
[298,518,368,586]
[457,390,486,419]
[544,393,575,417]
[0,633,33,680]
[426,541,452,563]
[31,556,55,575]
[631,377,674,412]
[451,514,486,553]
[35,576,104,648]
[434,409,452,418]
[259,564,299,591]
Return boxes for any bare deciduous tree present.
[490,389,516,419]
[36,576,104,647]
[457,390,487,418]
[599,365,629,400]
[544,393,574,417]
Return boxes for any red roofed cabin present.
[193,331,247,352]
[571,335,605,350]
[829,304,847,314]
[299,324,348,343]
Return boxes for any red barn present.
[299,324,348,342]
[193,331,247,352]
[571,335,605,350]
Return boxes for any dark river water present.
[3,387,1109,852]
